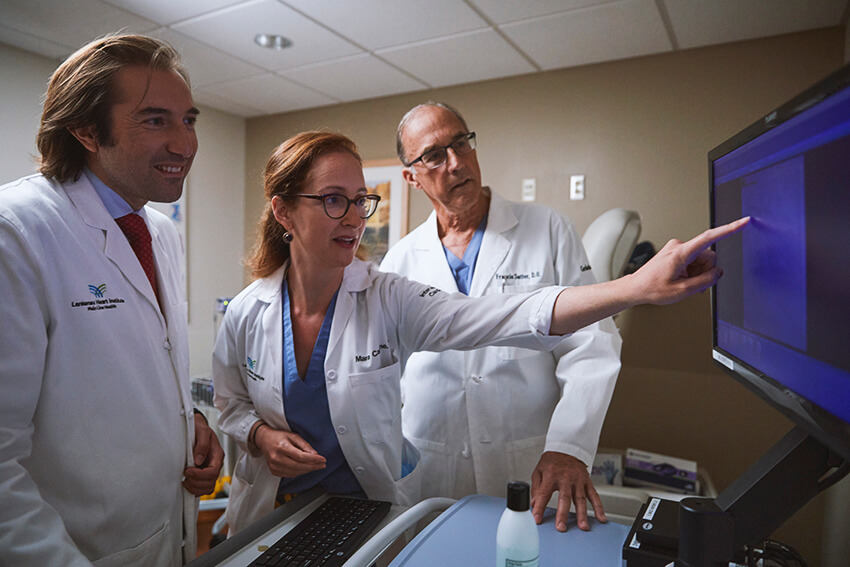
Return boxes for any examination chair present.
[581,208,641,283]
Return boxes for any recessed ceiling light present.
[254,34,292,50]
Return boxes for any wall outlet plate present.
[522,178,536,202]
[570,174,585,200]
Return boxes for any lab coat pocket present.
[349,361,402,445]
[498,282,551,294]
[233,450,263,487]
[227,454,258,527]
[393,440,423,505]
[169,298,188,318]
[408,436,452,497]
[227,452,276,535]
[496,281,553,360]
[92,520,170,567]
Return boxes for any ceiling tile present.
[172,0,362,71]
[193,90,265,118]
[282,0,488,50]
[0,0,157,53]
[151,29,264,88]
[0,22,72,60]
[470,0,610,24]
[500,0,673,71]
[280,54,427,102]
[664,0,848,49]
[199,72,338,114]
[2,0,844,118]
[377,29,536,88]
[103,0,248,25]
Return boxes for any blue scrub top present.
[277,280,363,498]
[443,216,487,295]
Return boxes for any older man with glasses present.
[380,102,623,533]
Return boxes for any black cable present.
[744,539,807,567]
[766,539,807,566]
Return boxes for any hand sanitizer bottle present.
[496,481,539,567]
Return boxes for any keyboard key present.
[249,497,391,567]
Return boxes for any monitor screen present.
[710,63,850,462]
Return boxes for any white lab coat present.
[380,189,622,500]
[212,259,565,534]
[0,174,197,567]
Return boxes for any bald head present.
[396,101,469,166]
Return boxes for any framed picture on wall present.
[360,159,409,264]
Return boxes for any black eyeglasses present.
[283,193,381,219]
[407,132,477,169]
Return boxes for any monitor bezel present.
[708,62,850,463]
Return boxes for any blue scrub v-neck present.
[443,215,487,295]
[277,279,362,497]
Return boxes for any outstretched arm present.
[550,217,749,335]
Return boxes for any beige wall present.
[185,105,246,377]
[0,43,57,180]
[245,28,844,562]
[846,17,850,62]
[0,41,247,379]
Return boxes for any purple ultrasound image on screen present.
[740,157,807,352]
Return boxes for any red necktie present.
[115,213,159,299]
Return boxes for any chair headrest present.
[581,208,642,282]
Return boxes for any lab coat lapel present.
[145,210,180,310]
[65,176,162,314]
[468,190,514,297]
[417,212,460,293]
[326,260,369,359]
[258,266,285,409]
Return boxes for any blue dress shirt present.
[84,168,136,218]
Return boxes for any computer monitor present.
[676,63,850,566]
[711,63,850,462]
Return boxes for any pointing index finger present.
[683,216,750,261]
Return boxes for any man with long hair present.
[0,34,222,566]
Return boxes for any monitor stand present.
[676,426,850,567]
